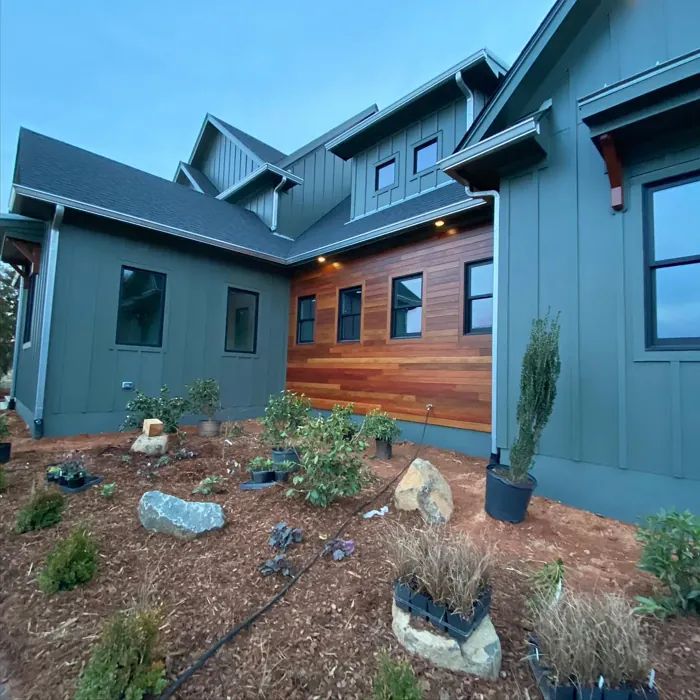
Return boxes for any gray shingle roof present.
[211,116,287,164]
[14,129,291,261]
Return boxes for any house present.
[1,0,698,521]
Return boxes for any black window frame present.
[413,137,439,175]
[296,294,316,345]
[225,287,259,354]
[22,274,36,345]
[337,285,362,342]
[464,259,494,335]
[115,265,167,348]
[644,173,700,350]
[375,158,397,192]
[391,273,423,339]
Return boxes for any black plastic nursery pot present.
[375,438,392,460]
[274,470,290,482]
[0,442,11,464]
[271,448,299,465]
[251,470,275,484]
[484,463,537,524]
[62,475,86,489]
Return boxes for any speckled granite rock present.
[138,491,225,539]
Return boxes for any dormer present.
[326,50,507,221]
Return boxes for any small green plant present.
[528,559,565,612]
[74,607,167,700]
[0,413,10,441]
[187,378,220,419]
[261,390,310,449]
[635,509,699,618]
[372,652,422,700]
[364,409,400,443]
[38,527,98,594]
[16,489,65,533]
[248,456,274,471]
[101,483,116,498]
[222,421,244,439]
[290,404,367,507]
[192,475,225,495]
[508,313,561,483]
[274,459,296,472]
[155,455,170,469]
[122,385,188,434]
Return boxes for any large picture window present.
[391,274,423,338]
[22,274,36,345]
[337,286,362,342]
[646,175,700,349]
[115,266,166,347]
[465,260,493,333]
[225,287,259,353]
[296,295,316,344]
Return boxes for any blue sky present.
[0,0,553,206]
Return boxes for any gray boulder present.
[139,491,225,539]
[131,434,169,456]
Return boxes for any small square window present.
[375,159,396,191]
[338,286,362,342]
[391,274,423,338]
[225,287,259,353]
[22,274,36,345]
[116,266,166,347]
[465,260,493,333]
[297,295,316,344]
[414,138,438,174]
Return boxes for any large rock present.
[391,601,501,679]
[131,433,168,456]
[139,491,225,539]
[394,458,453,524]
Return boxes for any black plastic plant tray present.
[57,475,102,494]
[527,639,659,700]
[393,581,491,643]
[240,480,278,491]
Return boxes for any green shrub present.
[248,456,274,471]
[121,385,188,434]
[635,509,699,617]
[0,412,9,441]
[290,405,367,507]
[192,475,225,495]
[373,652,422,700]
[187,378,220,419]
[101,483,116,498]
[509,313,561,483]
[528,559,565,612]
[38,527,97,594]
[261,390,310,449]
[16,489,64,533]
[74,607,167,700]
[363,409,400,442]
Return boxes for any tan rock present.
[394,458,453,524]
[142,418,164,437]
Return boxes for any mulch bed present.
[0,414,698,699]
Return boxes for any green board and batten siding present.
[494,0,700,520]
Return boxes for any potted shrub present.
[248,456,276,484]
[0,413,11,463]
[60,461,87,489]
[188,378,221,437]
[261,390,310,464]
[272,459,296,483]
[364,409,400,459]
[529,591,658,699]
[486,314,561,524]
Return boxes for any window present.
[391,274,423,338]
[225,288,259,353]
[375,159,396,191]
[22,274,36,345]
[646,175,700,348]
[338,286,362,342]
[116,266,166,347]
[465,260,494,333]
[414,138,438,174]
[297,295,316,344]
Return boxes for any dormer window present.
[375,159,396,191]
[414,138,438,174]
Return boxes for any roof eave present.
[216,164,303,202]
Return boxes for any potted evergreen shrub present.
[261,390,310,464]
[248,456,276,484]
[0,413,11,463]
[364,409,400,459]
[486,314,561,524]
[188,378,221,437]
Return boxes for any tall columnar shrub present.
[121,385,188,434]
[509,314,561,482]
[187,378,220,420]
[261,390,311,449]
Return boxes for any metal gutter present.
[271,176,288,232]
[33,205,63,438]
[455,70,475,129]
[215,164,303,201]
[11,185,288,265]
[9,279,25,407]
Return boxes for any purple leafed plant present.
[323,538,355,561]
[268,522,303,551]
[259,554,295,578]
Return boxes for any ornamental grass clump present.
[508,313,561,483]
[533,592,650,690]
[16,489,65,533]
[38,527,98,594]
[74,607,167,700]
[372,651,423,700]
[261,390,310,450]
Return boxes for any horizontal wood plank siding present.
[287,224,493,431]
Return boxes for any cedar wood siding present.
[286,222,493,431]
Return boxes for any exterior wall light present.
[434,219,445,227]
[317,256,326,263]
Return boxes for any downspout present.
[8,277,24,410]
[464,185,500,464]
[270,176,288,232]
[455,70,474,129]
[32,204,64,438]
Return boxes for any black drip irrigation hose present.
[157,406,433,699]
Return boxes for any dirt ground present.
[0,413,698,700]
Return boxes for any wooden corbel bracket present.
[597,133,624,211]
